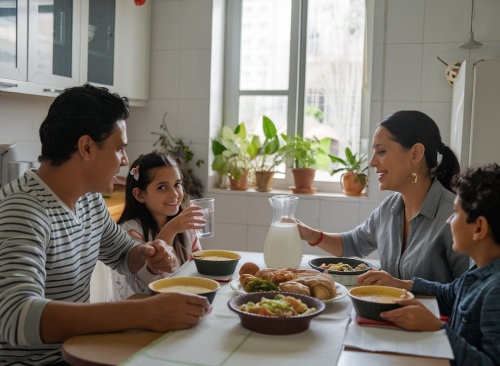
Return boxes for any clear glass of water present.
[189,198,215,238]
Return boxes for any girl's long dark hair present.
[380,111,460,192]
[118,151,191,263]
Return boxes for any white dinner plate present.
[230,278,348,303]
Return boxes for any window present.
[224,0,366,191]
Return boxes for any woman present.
[298,111,470,283]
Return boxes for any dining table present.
[62,251,451,366]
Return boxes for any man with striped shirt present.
[0,84,211,365]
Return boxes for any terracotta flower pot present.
[229,170,249,190]
[341,172,366,196]
[255,171,274,192]
[291,168,316,194]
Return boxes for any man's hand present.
[135,240,177,274]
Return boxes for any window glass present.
[240,0,291,90]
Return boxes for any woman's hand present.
[380,299,443,331]
[356,269,413,290]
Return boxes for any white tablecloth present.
[121,252,352,366]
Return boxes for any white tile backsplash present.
[383,44,423,102]
[151,1,181,51]
[386,0,424,44]
[178,99,210,144]
[180,0,213,49]
[149,50,181,99]
[179,49,211,99]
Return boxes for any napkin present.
[344,298,453,359]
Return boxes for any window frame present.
[223,0,370,193]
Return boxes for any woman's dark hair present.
[118,151,191,263]
[451,163,500,245]
[39,83,130,166]
[379,110,460,191]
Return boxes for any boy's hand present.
[379,299,443,331]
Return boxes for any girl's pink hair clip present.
[130,165,140,181]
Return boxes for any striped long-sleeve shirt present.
[0,170,139,365]
[412,259,500,366]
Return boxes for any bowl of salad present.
[227,291,325,335]
[308,257,372,286]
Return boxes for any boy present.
[376,163,500,365]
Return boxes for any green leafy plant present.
[152,113,205,198]
[248,116,282,172]
[277,134,331,171]
[211,123,255,181]
[329,147,369,187]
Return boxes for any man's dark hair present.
[452,163,500,244]
[39,83,130,166]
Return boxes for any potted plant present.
[248,116,282,192]
[211,123,255,190]
[277,134,330,194]
[152,113,205,199]
[329,147,368,196]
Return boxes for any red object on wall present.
[134,0,146,5]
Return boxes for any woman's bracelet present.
[308,231,324,246]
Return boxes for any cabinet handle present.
[43,88,64,94]
[0,81,18,88]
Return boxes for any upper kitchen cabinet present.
[0,0,82,95]
[80,0,151,103]
[0,0,150,103]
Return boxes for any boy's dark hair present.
[39,83,130,166]
[118,151,191,263]
[452,163,500,244]
[380,111,460,192]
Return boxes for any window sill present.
[206,186,369,201]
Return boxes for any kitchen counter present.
[103,188,125,222]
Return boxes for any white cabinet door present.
[0,0,28,83]
[27,0,82,88]
[80,0,151,102]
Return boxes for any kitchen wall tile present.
[466,43,500,60]
[151,0,181,51]
[370,44,384,102]
[382,101,421,117]
[424,0,469,43]
[15,141,41,162]
[186,141,209,182]
[127,106,148,142]
[178,99,210,144]
[211,222,248,251]
[150,50,180,99]
[125,141,150,166]
[474,0,500,42]
[0,95,19,142]
[319,199,360,233]
[295,198,320,229]
[214,192,248,224]
[180,0,213,50]
[386,0,424,44]
[146,99,180,144]
[383,44,423,102]
[179,50,211,99]
[421,43,469,103]
[247,195,274,226]
[247,224,268,252]
[421,102,452,146]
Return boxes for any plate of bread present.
[231,265,348,303]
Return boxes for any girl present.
[109,151,205,301]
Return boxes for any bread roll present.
[293,275,337,300]
[278,281,311,296]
